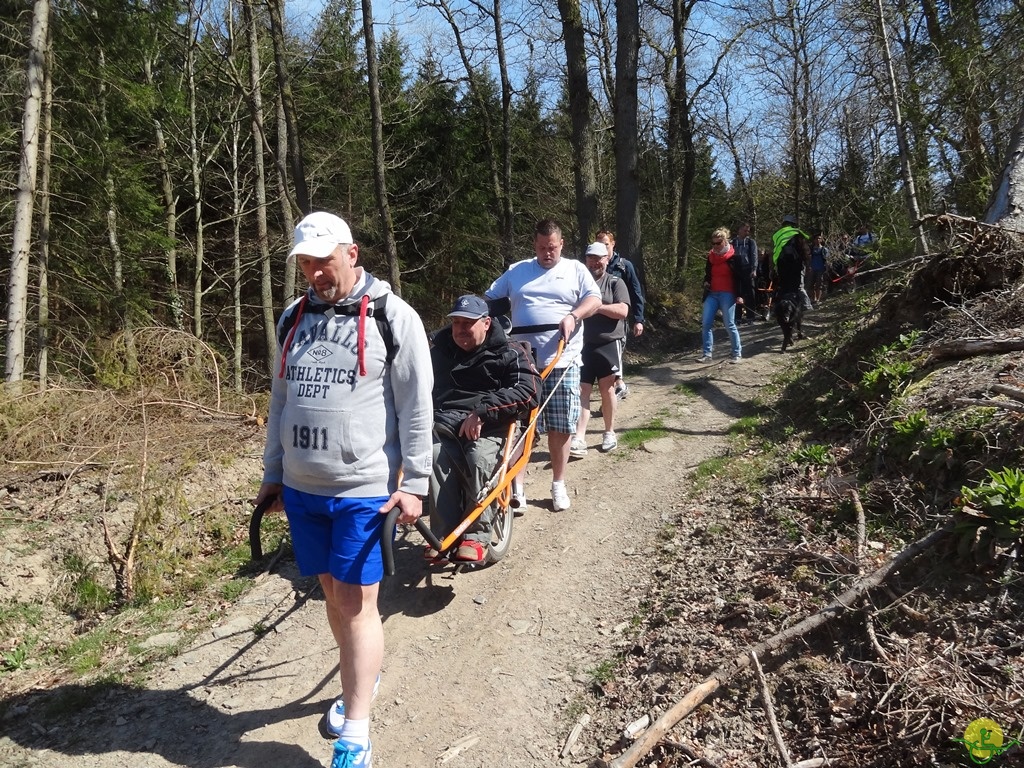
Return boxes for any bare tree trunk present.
[6,0,49,384]
[873,0,929,255]
[266,0,309,216]
[231,118,243,392]
[668,0,694,283]
[227,5,244,392]
[186,0,205,337]
[787,3,801,217]
[492,0,515,265]
[241,0,277,366]
[558,0,599,253]
[985,106,1024,230]
[275,92,297,303]
[427,0,509,264]
[36,15,52,390]
[145,54,182,331]
[97,41,131,373]
[615,0,643,284]
[361,0,402,294]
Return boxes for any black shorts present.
[581,339,622,384]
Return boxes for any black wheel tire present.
[486,503,514,563]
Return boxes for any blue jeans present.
[701,292,742,358]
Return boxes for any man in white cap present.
[253,211,433,768]
[571,241,630,456]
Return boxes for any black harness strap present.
[510,323,561,335]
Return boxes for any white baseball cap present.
[585,241,609,257]
[288,212,353,259]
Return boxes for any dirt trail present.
[1,321,796,768]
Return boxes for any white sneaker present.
[509,490,527,515]
[551,482,571,511]
[569,437,588,457]
[696,354,712,363]
[615,381,629,400]
[326,674,380,737]
[601,432,618,452]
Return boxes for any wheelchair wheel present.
[487,501,514,563]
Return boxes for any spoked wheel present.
[486,501,514,563]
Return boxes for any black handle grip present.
[249,496,275,561]
[381,508,442,577]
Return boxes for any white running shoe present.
[551,482,571,511]
[601,432,618,452]
[326,674,380,737]
[569,437,588,458]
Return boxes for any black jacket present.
[431,320,541,437]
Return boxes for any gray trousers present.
[429,434,503,545]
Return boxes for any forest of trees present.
[2,0,1022,390]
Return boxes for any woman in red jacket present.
[698,227,744,363]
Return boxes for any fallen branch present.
[927,337,1024,363]
[954,397,1024,415]
[752,650,793,767]
[990,383,1024,404]
[600,519,954,768]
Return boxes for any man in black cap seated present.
[428,295,541,562]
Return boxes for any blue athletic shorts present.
[282,487,390,586]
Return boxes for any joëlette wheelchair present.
[249,340,567,575]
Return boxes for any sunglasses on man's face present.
[712,240,723,245]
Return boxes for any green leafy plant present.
[954,468,1024,564]
[859,332,921,398]
[728,415,763,436]
[957,468,1024,541]
[893,409,928,437]
[61,553,113,618]
[922,425,956,451]
[589,658,618,684]
[2,645,29,672]
[789,444,831,466]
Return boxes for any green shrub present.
[858,332,921,398]
[954,467,1024,565]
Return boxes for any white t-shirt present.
[486,257,600,367]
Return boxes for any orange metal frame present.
[432,339,565,554]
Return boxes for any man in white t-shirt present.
[486,219,602,511]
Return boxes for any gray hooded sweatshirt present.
[263,269,433,498]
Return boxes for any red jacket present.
[705,245,739,294]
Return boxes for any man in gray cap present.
[428,295,540,562]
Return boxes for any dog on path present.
[775,292,804,351]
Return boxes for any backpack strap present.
[277,294,397,365]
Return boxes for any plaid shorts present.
[538,363,581,435]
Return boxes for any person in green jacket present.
[771,214,813,310]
